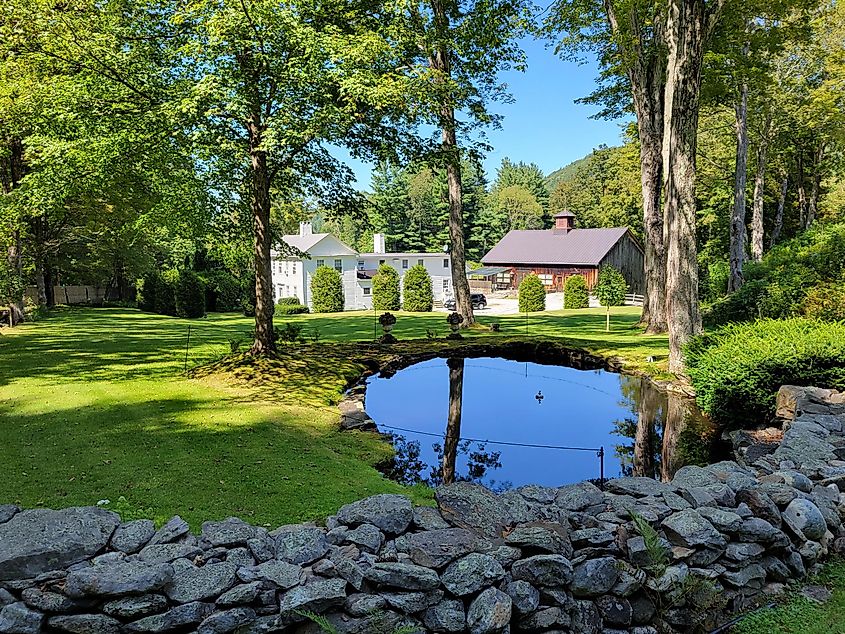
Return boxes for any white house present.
[271,222,453,310]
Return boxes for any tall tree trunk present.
[796,152,807,228]
[442,357,465,485]
[769,171,787,248]
[750,114,770,261]
[634,75,668,334]
[44,261,55,307]
[662,0,715,373]
[728,77,749,292]
[248,119,276,355]
[806,144,824,229]
[660,394,685,482]
[430,0,473,327]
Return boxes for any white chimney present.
[299,221,312,237]
[373,233,386,254]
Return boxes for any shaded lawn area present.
[0,305,666,527]
[732,558,845,634]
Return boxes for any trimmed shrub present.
[685,318,845,427]
[518,274,545,312]
[402,264,433,312]
[204,271,242,312]
[276,297,309,315]
[311,266,344,313]
[372,264,400,311]
[594,266,628,306]
[175,269,206,318]
[563,274,589,309]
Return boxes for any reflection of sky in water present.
[366,357,641,488]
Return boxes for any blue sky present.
[340,36,631,191]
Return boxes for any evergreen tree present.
[372,264,400,311]
[402,264,433,312]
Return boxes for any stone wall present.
[1,385,844,634]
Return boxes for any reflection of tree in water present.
[380,357,506,489]
[612,376,715,482]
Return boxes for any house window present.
[363,287,371,296]
[443,258,449,268]
[316,259,325,268]
[538,274,553,286]
[292,262,296,274]
[357,260,365,270]
[379,259,385,265]
[443,279,450,291]
[402,259,409,269]
[334,259,342,272]
[417,259,424,267]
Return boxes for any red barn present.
[480,211,645,293]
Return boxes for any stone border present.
[1,386,844,633]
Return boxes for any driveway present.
[436,292,567,315]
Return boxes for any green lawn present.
[732,559,845,634]
[0,305,665,527]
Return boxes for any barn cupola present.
[553,210,575,235]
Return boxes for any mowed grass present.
[0,305,665,527]
[732,559,845,634]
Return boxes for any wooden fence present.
[25,285,107,305]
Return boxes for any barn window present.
[538,274,553,286]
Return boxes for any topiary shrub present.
[276,296,309,315]
[518,274,545,312]
[311,266,344,313]
[594,266,628,307]
[372,264,400,311]
[175,269,206,318]
[402,264,433,312]
[563,274,589,309]
[685,318,845,427]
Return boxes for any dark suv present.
[444,293,487,310]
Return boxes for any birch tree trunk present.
[662,0,716,373]
[796,153,808,228]
[430,0,474,327]
[728,78,748,292]
[442,357,465,485]
[768,172,787,248]
[750,115,771,261]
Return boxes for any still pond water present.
[365,357,715,490]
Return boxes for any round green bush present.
[175,269,206,318]
[563,274,589,309]
[372,264,400,311]
[518,274,545,312]
[311,266,344,313]
[276,297,309,315]
[594,266,628,307]
[402,264,433,312]
[685,318,845,427]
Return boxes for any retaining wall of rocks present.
[1,385,845,634]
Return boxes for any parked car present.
[444,293,487,310]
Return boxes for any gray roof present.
[469,266,510,277]
[481,227,632,266]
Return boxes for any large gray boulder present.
[466,587,511,634]
[237,560,301,589]
[278,579,347,615]
[505,522,571,556]
[101,595,168,620]
[0,507,119,580]
[125,601,215,632]
[555,481,605,511]
[570,557,620,597]
[606,477,669,498]
[502,580,539,615]
[661,510,725,549]
[110,520,155,555]
[65,561,174,598]
[510,554,573,587]
[146,516,189,546]
[782,498,827,541]
[47,614,122,633]
[165,561,238,603]
[363,562,439,591]
[0,602,44,634]
[423,598,465,632]
[394,528,484,569]
[436,483,510,538]
[272,525,329,565]
[441,553,505,596]
[201,518,258,548]
[336,495,412,535]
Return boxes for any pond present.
[365,356,716,490]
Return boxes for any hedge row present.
[685,318,845,427]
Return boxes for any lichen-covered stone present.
[101,595,168,620]
[466,587,511,634]
[394,528,482,569]
[125,601,215,632]
[363,562,439,590]
[278,578,347,615]
[423,598,465,632]
[441,553,504,596]
[65,561,174,598]
[272,525,329,565]
[111,520,155,555]
[662,509,726,549]
[165,561,237,603]
[337,495,413,535]
[511,554,573,586]
[0,602,44,634]
[502,580,539,615]
[570,557,620,597]
[47,614,122,634]
[435,483,509,538]
[783,498,827,541]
